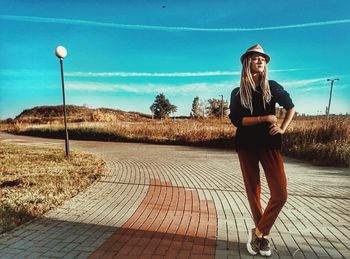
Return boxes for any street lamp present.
[219,95,224,120]
[55,46,69,158]
[326,78,339,119]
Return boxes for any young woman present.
[229,44,295,256]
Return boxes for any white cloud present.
[0,68,303,79]
[280,77,330,88]
[65,71,240,77]
[1,15,350,32]
[65,69,303,78]
[280,76,349,93]
[66,77,335,95]
[270,68,302,73]
[66,81,234,94]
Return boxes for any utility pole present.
[326,78,339,119]
[219,95,224,120]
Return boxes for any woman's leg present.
[237,150,263,226]
[257,149,288,236]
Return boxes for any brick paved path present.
[0,133,349,258]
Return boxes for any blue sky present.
[1,0,350,119]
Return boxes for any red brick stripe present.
[90,179,217,258]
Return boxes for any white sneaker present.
[247,228,259,255]
[259,237,272,256]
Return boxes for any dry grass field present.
[283,116,350,166]
[1,105,349,167]
[0,142,105,234]
[2,116,349,167]
[2,119,235,146]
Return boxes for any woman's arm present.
[242,115,277,126]
[269,107,296,135]
[229,88,243,127]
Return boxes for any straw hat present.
[240,44,270,63]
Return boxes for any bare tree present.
[206,98,229,118]
[199,99,207,118]
[190,96,200,118]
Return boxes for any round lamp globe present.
[55,46,68,59]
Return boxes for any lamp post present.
[55,46,69,158]
[219,95,224,120]
[326,78,339,119]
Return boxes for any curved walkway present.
[0,133,349,258]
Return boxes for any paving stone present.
[0,132,349,258]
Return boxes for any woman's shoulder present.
[230,87,240,104]
[231,87,240,95]
[269,80,282,88]
[268,80,285,92]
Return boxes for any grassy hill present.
[8,105,152,124]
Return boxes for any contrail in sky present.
[65,71,241,77]
[0,69,300,78]
[1,15,350,32]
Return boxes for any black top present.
[229,80,294,150]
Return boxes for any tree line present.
[150,93,229,119]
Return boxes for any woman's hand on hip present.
[269,124,285,135]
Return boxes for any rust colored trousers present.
[237,149,287,236]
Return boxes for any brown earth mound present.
[12,105,152,124]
